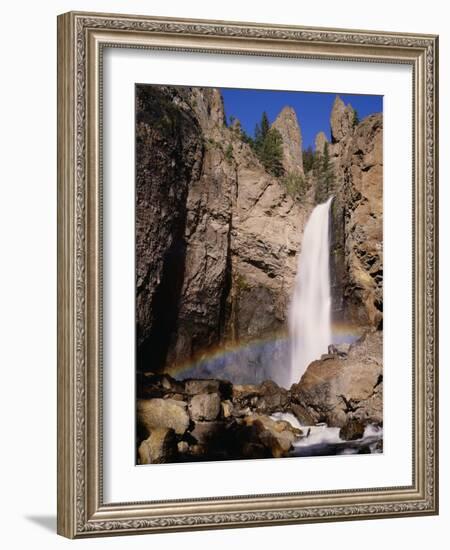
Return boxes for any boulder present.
[232,380,289,414]
[257,380,289,412]
[177,441,189,454]
[241,441,268,459]
[185,379,220,395]
[137,372,185,399]
[243,414,302,458]
[289,402,316,426]
[189,444,206,457]
[189,392,221,421]
[167,393,185,401]
[339,418,365,441]
[190,421,224,446]
[137,398,189,435]
[292,331,383,428]
[221,400,233,418]
[185,379,231,397]
[138,428,177,464]
[333,343,351,356]
[232,384,261,399]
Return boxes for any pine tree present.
[254,111,270,152]
[260,111,270,139]
[259,127,284,177]
[323,143,335,196]
[303,145,315,173]
[314,142,335,204]
[240,128,254,147]
[252,112,284,177]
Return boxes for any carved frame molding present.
[57,11,438,538]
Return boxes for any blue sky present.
[220,88,382,150]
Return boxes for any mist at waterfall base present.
[169,328,360,387]
[169,197,355,388]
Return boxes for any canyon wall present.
[136,86,383,375]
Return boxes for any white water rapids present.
[288,197,333,386]
[271,412,383,456]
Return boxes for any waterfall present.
[288,197,333,385]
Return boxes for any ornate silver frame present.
[57,11,439,538]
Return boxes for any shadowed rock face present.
[166,89,237,367]
[135,86,204,372]
[309,94,383,328]
[341,114,383,328]
[329,197,347,321]
[136,85,309,375]
[327,112,383,328]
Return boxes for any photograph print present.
[135,84,383,464]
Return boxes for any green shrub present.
[225,143,234,163]
[281,171,308,199]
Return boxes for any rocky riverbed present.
[136,330,383,464]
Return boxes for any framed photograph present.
[57,11,439,538]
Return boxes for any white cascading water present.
[288,197,333,385]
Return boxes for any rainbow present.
[331,321,366,339]
[165,322,364,381]
[165,331,288,379]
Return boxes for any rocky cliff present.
[135,87,384,463]
[314,131,328,156]
[271,106,304,175]
[330,95,356,142]
[136,86,382,382]
[164,88,237,367]
[135,86,204,371]
[136,86,309,376]
[322,97,383,328]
